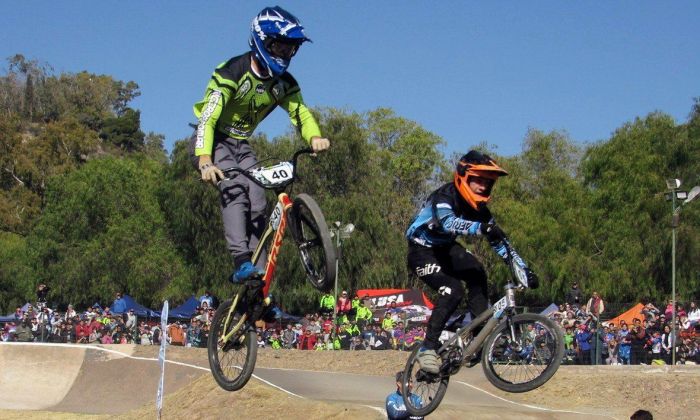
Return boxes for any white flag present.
[156,300,169,420]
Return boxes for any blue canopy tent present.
[168,296,201,320]
[0,313,18,323]
[109,294,160,318]
[540,303,559,316]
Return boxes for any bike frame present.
[438,283,518,364]
[218,149,313,344]
[438,239,526,366]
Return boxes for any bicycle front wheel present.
[481,313,564,393]
[290,193,336,292]
[207,298,257,391]
[401,344,450,417]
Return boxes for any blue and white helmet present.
[249,6,311,77]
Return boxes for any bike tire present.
[401,344,450,417]
[207,298,258,391]
[290,193,336,292]
[481,313,564,393]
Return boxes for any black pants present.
[407,242,488,350]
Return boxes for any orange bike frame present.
[252,192,293,297]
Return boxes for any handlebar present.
[219,148,316,189]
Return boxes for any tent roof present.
[604,303,645,327]
[540,303,559,316]
[168,296,200,320]
[110,294,160,317]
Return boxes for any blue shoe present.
[230,261,263,284]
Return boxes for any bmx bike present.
[207,148,336,391]
[401,235,564,416]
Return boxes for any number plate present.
[251,162,294,187]
[269,202,284,230]
[492,296,508,318]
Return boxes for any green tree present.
[27,157,188,308]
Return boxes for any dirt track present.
[1,343,698,419]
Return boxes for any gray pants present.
[190,131,267,269]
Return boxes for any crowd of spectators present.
[0,288,425,352]
[5,283,698,367]
[546,283,700,365]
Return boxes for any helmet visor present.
[467,174,496,197]
[265,39,301,60]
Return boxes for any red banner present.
[356,288,434,310]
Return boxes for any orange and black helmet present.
[454,150,508,210]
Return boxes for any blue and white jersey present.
[406,183,490,247]
[405,183,527,268]
[386,391,424,420]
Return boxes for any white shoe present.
[417,348,440,374]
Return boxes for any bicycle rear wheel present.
[481,313,564,393]
[290,193,336,292]
[207,298,257,391]
[401,344,450,417]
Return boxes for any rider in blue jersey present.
[385,371,423,420]
[405,151,539,373]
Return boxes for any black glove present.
[525,268,539,289]
[480,222,506,242]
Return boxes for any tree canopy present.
[1,55,698,315]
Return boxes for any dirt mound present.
[115,372,381,420]
[3,343,699,419]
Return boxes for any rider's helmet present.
[249,6,311,77]
[454,150,508,210]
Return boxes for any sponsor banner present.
[356,288,434,310]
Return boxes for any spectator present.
[649,330,663,363]
[36,283,50,308]
[168,321,186,346]
[321,315,333,342]
[100,327,114,344]
[199,290,214,308]
[336,291,351,315]
[15,319,33,342]
[586,291,605,320]
[687,301,700,326]
[607,338,620,365]
[112,292,127,314]
[269,332,282,349]
[336,323,351,350]
[382,311,395,332]
[565,281,583,307]
[75,318,91,343]
[124,309,136,332]
[386,371,424,420]
[319,292,335,316]
[350,335,365,351]
[630,325,648,365]
[282,324,297,349]
[642,302,660,321]
[575,324,592,365]
[660,325,673,364]
[151,324,162,345]
[12,307,22,321]
[355,299,373,330]
[63,303,78,321]
[298,329,316,350]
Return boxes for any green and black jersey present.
[193,52,321,156]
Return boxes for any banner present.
[356,288,434,310]
[156,300,169,420]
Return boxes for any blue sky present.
[2,2,698,158]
